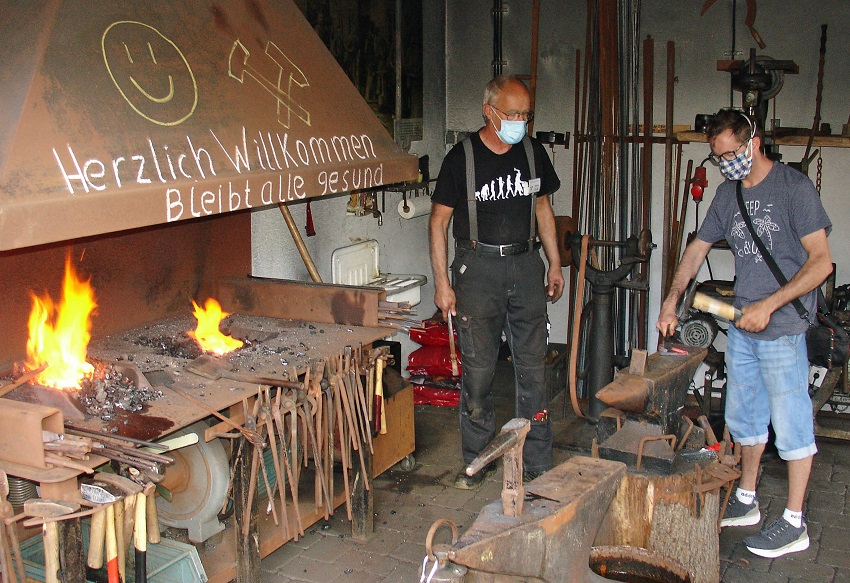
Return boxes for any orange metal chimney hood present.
[0,0,418,251]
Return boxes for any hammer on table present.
[23,499,80,583]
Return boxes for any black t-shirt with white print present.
[431,131,560,245]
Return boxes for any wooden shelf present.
[677,131,850,148]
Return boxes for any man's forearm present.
[429,213,451,290]
[661,239,713,311]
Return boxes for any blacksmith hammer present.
[464,418,531,517]
[79,480,123,571]
[93,473,143,583]
[677,279,741,323]
[23,499,80,583]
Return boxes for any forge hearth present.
[2,311,380,441]
[89,313,356,380]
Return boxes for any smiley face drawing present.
[102,21,198,126]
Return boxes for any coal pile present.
[77,358,163,422]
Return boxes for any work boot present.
[453,463,496,490]
[720,495,761,527]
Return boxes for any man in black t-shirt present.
[429,75,563,489]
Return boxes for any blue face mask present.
[491,118,527,145]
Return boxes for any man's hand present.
[546,265,564,302]
[737,301,772,333]
[434,283,457,320]
[656,304,679,338]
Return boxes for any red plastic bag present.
[409,320,457,347]
[406,344,462,378]
[412,384,460,407]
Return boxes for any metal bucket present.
[589,546,691,583]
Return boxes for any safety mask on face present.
[719,140,753,181]
[491,117,527,145]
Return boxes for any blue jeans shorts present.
[725,326,817,461]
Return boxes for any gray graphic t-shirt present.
[697,162,831,340]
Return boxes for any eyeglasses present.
[707,139,749,165]
[490,104,534,122]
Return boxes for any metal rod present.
[64,426,168,451]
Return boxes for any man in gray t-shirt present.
[657,109,833,559]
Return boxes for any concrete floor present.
[258,363,850,583]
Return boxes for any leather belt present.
[456,239,539,256]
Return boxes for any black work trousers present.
[452,244,552,473]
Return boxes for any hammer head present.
[93,472,143,495]
[676,278,700,322]
[80,481,124,504]
[24,498,80,519]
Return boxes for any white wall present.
[252,0,850,367]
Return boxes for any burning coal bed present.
[4,314,355,428]
[78,358,162,421]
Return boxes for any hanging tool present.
[145,482,160,545]
[105,503,119,583]
[296,389,331,515]
[802,24,827,175]
[376,354,387,434]
[258,388,290,540]
[94,473,143,583]
[331,373,353,520]
[23,500,80,583]
[79,481,123,570]
[272,388,304,538]
[241,397,265,543]
[134,486,147,583]
[304,201,316,236]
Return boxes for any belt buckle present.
[499,244,508,257]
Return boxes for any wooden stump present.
[595,468,720,583]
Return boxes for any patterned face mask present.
[718,140,753,181]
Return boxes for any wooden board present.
[371,385,415,477]
[677,131,850,148]
[217,277,387,328]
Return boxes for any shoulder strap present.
[522,136,537,241]
[461,137,478,242]
[735,181,809,320]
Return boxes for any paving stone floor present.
[257,366,850,583]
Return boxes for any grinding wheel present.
[156,421,229,543]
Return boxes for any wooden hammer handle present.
[87,507,106,569]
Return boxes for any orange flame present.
[25,258,96,389]
[188,298,244,356]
